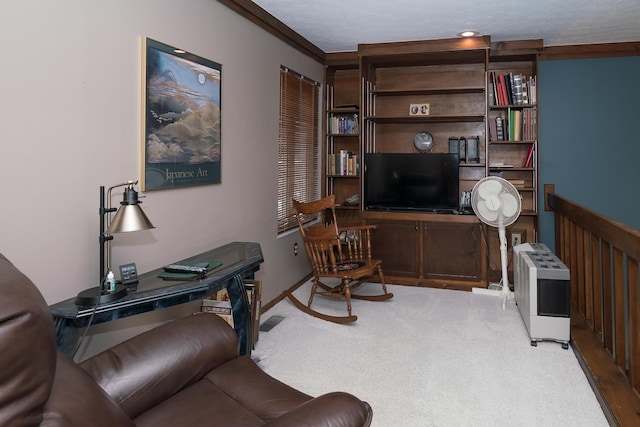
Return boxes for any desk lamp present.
[75,180,154,306]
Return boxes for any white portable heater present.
[513,243,571,349]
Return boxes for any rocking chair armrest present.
[338,225,377,233]
[304,235,340,244]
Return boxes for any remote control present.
[163,263,208,274]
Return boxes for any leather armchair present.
[0,252,373,426]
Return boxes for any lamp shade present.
[108,186,155,233]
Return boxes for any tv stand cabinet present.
[364,212,486,290]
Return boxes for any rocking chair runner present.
[288,195,393,323]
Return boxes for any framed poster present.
[141,38,221,191]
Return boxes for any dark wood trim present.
[547,192,640,262]
[216,0,325,63]
[571,301,640,426]
[325,51,359,69]
[490,39,543,60]
[540,41,640,60]
[218,2,640,64]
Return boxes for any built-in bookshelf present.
[321,38,542,287]
[324,53,361,226]
[486,40,542,282]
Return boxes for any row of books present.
[489,171,529,188]
[489,108,537,141]
[201,280,261,345]
[489,71,537,106]
[328,114,359,135]
[328,150,359,176]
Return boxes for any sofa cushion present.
[207,356,312,422]
[41,353,136,427]
[0,253,57,426]
[80,313,239,418]
[134,379,264,427]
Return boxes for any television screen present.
[364,153,460,212]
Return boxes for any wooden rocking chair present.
[287,195,393,323]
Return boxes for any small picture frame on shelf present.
[409,103,430,116]
[466,136,480,163]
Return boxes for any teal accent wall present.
[538,56,640,251]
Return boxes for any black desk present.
[50,241,263,357]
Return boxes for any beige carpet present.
[253,282,609,427]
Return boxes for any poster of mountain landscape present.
[142,38,221,190]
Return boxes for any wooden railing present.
[547,191,640,426]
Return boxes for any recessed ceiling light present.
[457,30,479,38]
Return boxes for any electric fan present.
[471,176,522,309]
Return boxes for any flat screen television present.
[364,152,460,212]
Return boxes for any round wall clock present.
[413,131,433,151]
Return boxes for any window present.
[277,66,321,234]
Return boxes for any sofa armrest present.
[80,313,238,419]
[267,392,373,427]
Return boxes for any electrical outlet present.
[293,242,298,256]
[511,232,522,247]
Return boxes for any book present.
[489,119,497,141]
[488,73,496,106]
[340,150,350,175]
[508,179,526,188]
[523,144,535,168]
[522,80,529,105]
[498,73,509,105]
[244,280,262,345]
[513,110,523,141]
[489,162,513,168]
[496,117,504,140]
[201,299,234,327]
[529,76,537,104]
[512,74,524,105]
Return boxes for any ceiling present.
[251,0,640,53]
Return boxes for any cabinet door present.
[423,222,483,281]
[369,220,419,277]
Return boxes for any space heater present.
[513,243,571,349]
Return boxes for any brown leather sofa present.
[0,252,373,426]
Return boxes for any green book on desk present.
[157,260,223,280]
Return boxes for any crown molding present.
[217,0,325,64]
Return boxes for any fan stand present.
[471,217,514,310]
[497,222,514,309]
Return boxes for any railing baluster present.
[613,246,625,369]
[629,258,639,390]
[583,230,594,325]
[603,241,613,355]
[592,236,603,338]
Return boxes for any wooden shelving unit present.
[486,40,542,282]
[321,37,542,288]
[324,52,361,226]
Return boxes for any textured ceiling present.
[252,0,640,53]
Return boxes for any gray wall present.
[538,55,640,250]
[0,0,321,357]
